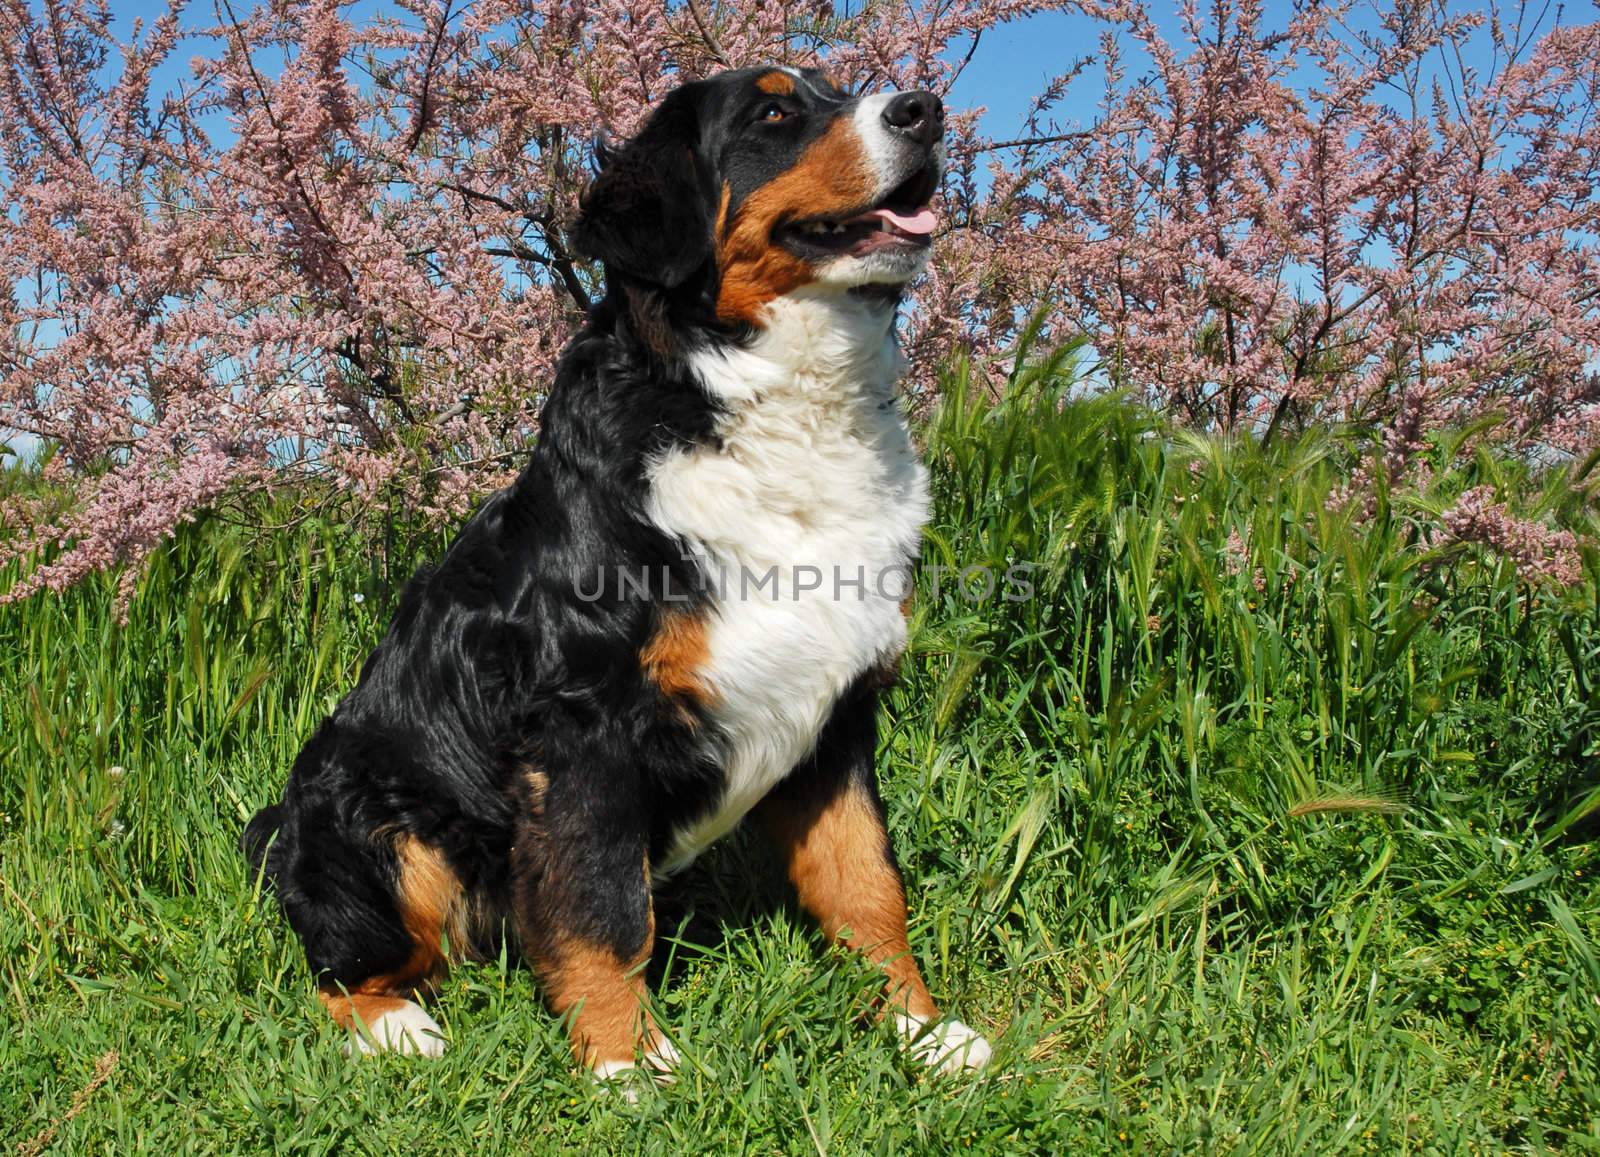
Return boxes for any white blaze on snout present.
[850,92,947,201]
[851,92,908,200]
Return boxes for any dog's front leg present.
[755,686,992,1074]
[510,764,675,1080]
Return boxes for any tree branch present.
[684,0,731,68]
[487,240,591,311]
[403,0,454,154]
[975,129,1101,152]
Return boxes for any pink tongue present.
[866,206,938,235]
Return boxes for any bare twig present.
[486,240,592,312]
[948,30,983,89]
[16,1051,119,1157]
[440,180,519,214]
[976,129,1101,152]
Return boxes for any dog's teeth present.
[832,223,846,234]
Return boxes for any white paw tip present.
[591,1058,639,1081]
[645,1037,682,1073]
[590,1039,681,1098]
[348,1002,446,1058]
[895,1014,993,1074]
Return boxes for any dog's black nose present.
[882,91,944,148]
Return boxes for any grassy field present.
[4,342,1599,1154]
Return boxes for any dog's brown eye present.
[759,102,788,123]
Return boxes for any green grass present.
[3,341,1599,1154]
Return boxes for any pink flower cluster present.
[0,0,1595,599]
[1442,485,1583,587]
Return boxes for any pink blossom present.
[1442,486,1583,587]
[1223,527,1247,576]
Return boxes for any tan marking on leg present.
[312,836,465,1040]
[394,834,468,973]
[641,612,714,708]
[539,928,659,1070]
[317,990,413,1032]
[756,71,796,95]
[715,114,876,324]
[761,783,939,1021]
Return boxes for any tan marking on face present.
[760,782,939,1021]
[756,71,796,95]
[538,926,660,1069]
[641,612,714,707]
[900,592,914,619]
[715,113,876,324]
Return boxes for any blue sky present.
[942,3,1520,140]
[945,8,1146,138]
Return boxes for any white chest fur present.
[647,290,929,875]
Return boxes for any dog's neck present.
[687,287,904,410]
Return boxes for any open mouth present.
[780,165,940,260]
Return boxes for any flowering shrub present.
[1,0,1595,599]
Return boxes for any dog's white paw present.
[591,1058,639,1082]
[347,1001,447,1058]
[590,1038,681,1101]
[895,1014,992,1075]
[645,1037,682,1074]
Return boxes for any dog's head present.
[572,67,944,328]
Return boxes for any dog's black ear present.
[572,88,713,290]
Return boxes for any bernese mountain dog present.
[244,65,992,1082]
